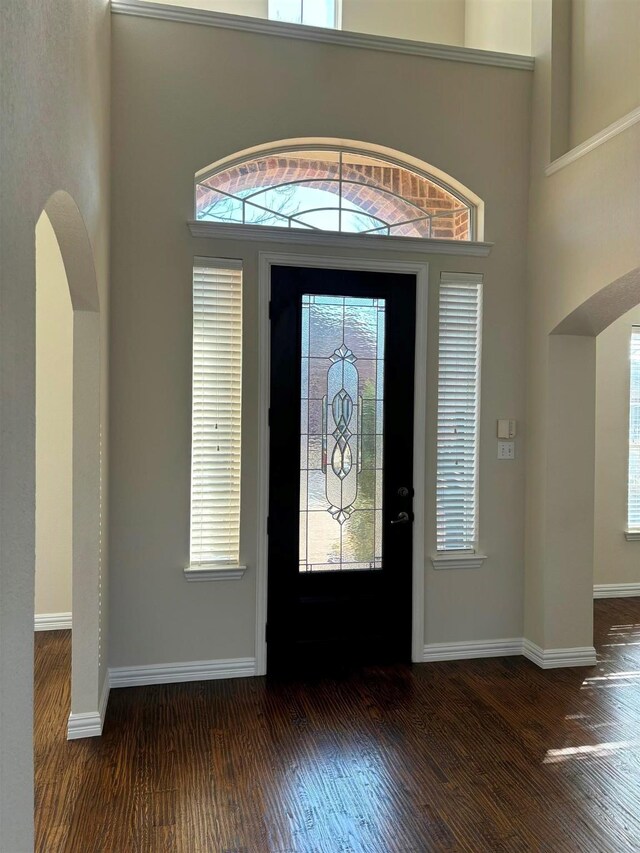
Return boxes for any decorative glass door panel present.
[300,295,385,572]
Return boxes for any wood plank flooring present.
[35,599,640,852]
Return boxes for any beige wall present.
[524,0,640,651]
[595,305,640,585]
[35,212,73,618]
[465,0,532,55]
[0,0,110,848]
[344,0,465,44]
[110,14,531,669]
[147,0,268,14]
[570,0,640,147]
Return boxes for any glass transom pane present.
[196,148,473,241]
[300,294,385,572]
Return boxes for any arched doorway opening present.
[526,265,640,663]
[34,191,103,740]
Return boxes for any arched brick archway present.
[196,146,474,240]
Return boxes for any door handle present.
[390,511,411,525]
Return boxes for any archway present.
[35,191,103,739]
[525,265,640,664]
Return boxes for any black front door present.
[267,265,416,675]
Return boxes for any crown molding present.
[111,0,534,71]
[188,221,493,257]
[546,106,640,177]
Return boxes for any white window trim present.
[184,564,247,581]
[431,552,487,570]
[187,257,244,580]
[188,221,493,257]
[434,271,484,561]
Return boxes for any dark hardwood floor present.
[35,599,640,852]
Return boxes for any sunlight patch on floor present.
[543,740,640,764]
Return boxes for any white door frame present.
[255,251,428,674]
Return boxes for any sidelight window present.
[436,273,483,553]
[189,259,243,567]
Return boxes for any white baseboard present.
[522,639,597,669]
[423,638,523,662]
[423,637,597,669]
[34,612,72,631]
[67,674,110,740]
[109,656,256,688]
[594,583,640,599]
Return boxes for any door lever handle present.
[390,511,411,525]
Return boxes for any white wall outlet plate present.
[498,440,515,460]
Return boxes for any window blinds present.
[436,273,483,552]
[190,260,242,566]
[629,326,640,531]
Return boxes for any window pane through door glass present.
[300,294,385,572]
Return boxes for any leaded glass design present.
[196,147,474,241]
[300,294,385,572]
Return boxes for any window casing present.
[268,0,340,28]
[629,326,640,531]
[436,273,483,553]
[189,260,243,567]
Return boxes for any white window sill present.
[184,564,247,582]
[431,552,487,570]
[624,530,640,542]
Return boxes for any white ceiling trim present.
[187,221,493,257]
[111,0,534,71]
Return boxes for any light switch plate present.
[498,440,515,460]
[497,419,517,439]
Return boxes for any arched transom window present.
[195,146,475,240]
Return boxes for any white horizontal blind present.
[190,260,242,566]
[436,273,483,552]
[629,326,640,530]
